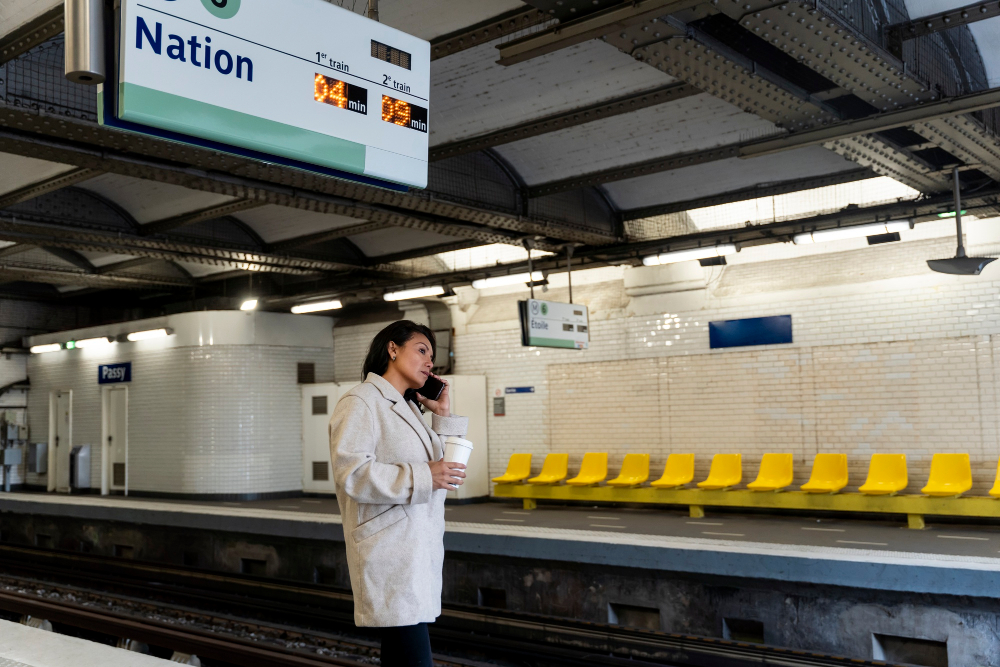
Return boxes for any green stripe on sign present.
[528,337,579,349]
[119,83,367,174]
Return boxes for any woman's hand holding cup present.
[429,459,466,490]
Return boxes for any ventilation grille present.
[312,461,329,481]
[113,463,125,486]
[312,395,328,415]
[297,363,316,384]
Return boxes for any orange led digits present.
[315,74,368,115]
[381,95,426,132]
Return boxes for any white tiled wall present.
[445,234,1000,494]
[24,343,333,495]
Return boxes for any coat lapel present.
[367,373,435,459]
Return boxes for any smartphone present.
[419,374,445,401]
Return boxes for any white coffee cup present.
[444,437,474,467]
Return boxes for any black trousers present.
[379,622,432,667]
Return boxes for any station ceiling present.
[0,0,998,314]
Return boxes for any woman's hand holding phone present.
[416,373,450,417]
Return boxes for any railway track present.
[0,544,903,667]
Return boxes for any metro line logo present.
[201,0,240,19]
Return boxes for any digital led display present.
[314,74,368,115]
[381,95,427,133]
[372,40,411,70]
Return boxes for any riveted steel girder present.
[914,116,1000,182]
[0,104,614,246]
[0,168,99,209]
[886,1,1000,44]
[621,167,874,220]
[0,5,64,65]
[0,214,348,275]
[430,6,552,61]
[139,199,265,236]
[734,1,936,111]
[497,0,703,65]
[430,82,699,161]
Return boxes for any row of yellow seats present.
[493,452,997,497]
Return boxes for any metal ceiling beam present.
[0,265,191,289]
[368,240,486,266]
[430,6,552,60]
[430,82,699,161]
[0,5,63,65]
[0,168,98,209]
[139,199,265,236]
[621,168,875,221]
[886,1,1000,45]
[528,84,1000,197]
[96,257,162,274]
[40,247,96,273]
[268,221,394,253]
[0,213,355,276]
[278,186,1000,305]
[0,245,35,259]
[496,0,702,66]
[0,104,615,246]
[740,86,1000,159]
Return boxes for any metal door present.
[53,392,71,493]
[105,387,128,493]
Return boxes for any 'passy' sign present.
[99,363,132,384]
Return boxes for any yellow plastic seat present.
[989,459,1000,498]
[697,454,742,490]
[651,454,695,489]
[800,454,849,494]
[746,453,794,491]
[492,453,532,484]
[921,453,972,497]
[858,453,908,496]
[566,452,608,486]
[527,453,569,485]
[606,453,650,487]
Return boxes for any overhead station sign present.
[102,0,430,189]
[518,299,590,350]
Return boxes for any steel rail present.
[0,544,904,667]
[0,589,364,667]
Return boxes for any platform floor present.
[0,620,171,666]
[2,491,1000,598]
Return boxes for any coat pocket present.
[351,504,407,543]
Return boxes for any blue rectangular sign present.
[99,363,132,384]
[505,387,535,394]
[709,315,793,349]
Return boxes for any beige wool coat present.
[329,372,468,627]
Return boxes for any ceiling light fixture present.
[471,272,544,289]
[75,337,114,349]
[928,167,995,276]
[383,286,445,301]
[126,329,171,342]
[29,344,61,354]
[793,220,911,245]
[291,299,343,314]
[642,244,738,266]
[240,299,259,311]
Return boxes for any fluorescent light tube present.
[30,344,61,354]
[471,272,543,289]
[240,299,259,311]
[75,337,113,349]
[291,299,343,314]
[642,244,737,266]
[383,286,445,301]
[793,220,911,245]
[127,329,170,342]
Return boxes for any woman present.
[329,320,468,666]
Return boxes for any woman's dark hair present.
[362,320,436,399]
